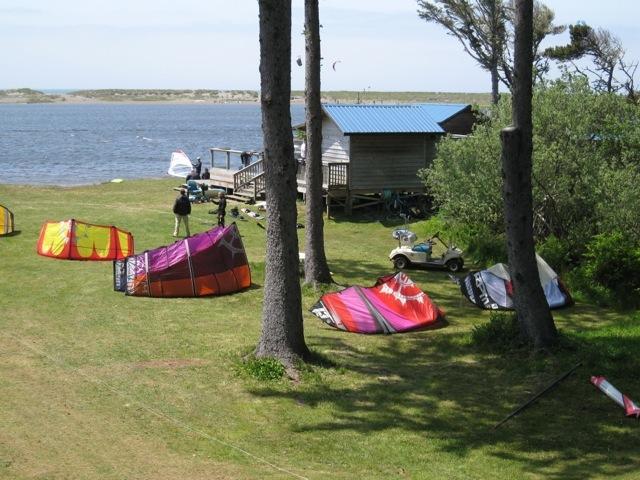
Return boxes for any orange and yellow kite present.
[0,204,14,236]
[37,219,134,260]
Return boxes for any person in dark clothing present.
[193,157,203,177]
[215,192,227,227]
[172,189,191,237]
[186,169,200,182]
[240,151,252,168]
[201,168,210,179]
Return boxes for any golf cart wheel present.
[393,256,410,270]
[446,259,463,272]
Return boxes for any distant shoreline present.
[0,88,491,106]
[0,94,266,106]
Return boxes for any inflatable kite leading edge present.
[113,223,251,297]
[37,219,134,260]
[454,254,573,310]
[0,204,15,236]
[311,272,445,334]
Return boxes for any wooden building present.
[294,103,474,213]
[205,103,474,213]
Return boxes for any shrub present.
[576,232,640,308]
[422,76,640,259]
[470,311,528,353]
[465,231,507,266]
[237,357,285,381]
[537,235,572,272]
[420,216,448,239]
[447,223,507,266]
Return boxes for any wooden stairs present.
[229,159,266,203]
[227,185,260,203]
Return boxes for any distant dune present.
[0,88,490,106]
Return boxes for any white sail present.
[168,150,194,178]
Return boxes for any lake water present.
[0,103,305,186]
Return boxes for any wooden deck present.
[203,168,235,190]
[205,146,354,214]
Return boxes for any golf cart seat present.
[412,243,432,254]
[186,180,205,202]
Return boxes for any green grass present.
[0,179,638,479]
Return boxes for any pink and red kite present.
[311,272,444,334]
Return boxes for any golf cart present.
[389,230,464,272]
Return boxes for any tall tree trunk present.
[606,66,614,93]
[488,0,501,106]
[491,64,500,105]
[303,0,332,286]
[500,0,557,349]
[256,0,310,365]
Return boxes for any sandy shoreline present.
[0,92,304,105]
[0,96,282,105]
[0,89,490,106]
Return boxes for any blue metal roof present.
[418,103,470,123]
[322,104,444,134]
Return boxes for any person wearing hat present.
[193,156,203,177]
[172,188,191,237]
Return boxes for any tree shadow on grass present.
[553,302,624,332]
[250,325,640,479]
[329,209,425,229]
[329,210,383,225]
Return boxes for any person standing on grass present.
[173,188,191,237]
[215,192,227,227]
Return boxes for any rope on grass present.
[6,333,309,480]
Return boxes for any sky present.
[1,0,639,92]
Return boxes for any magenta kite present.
[311,272,445,334]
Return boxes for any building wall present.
[440,108,475,135]
[348,134,439,191]
[321,117,350,163]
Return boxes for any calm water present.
[0,103,305,185]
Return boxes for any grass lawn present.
[0,179,638,480]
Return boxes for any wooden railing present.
[233,156,348,197]
[253,173,266,197]
[328,163,348,188]
[296,161,349,190]
[210,147,244,170]
[234,159,264,191]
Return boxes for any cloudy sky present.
[1,1,638,92]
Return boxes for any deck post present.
[226,151,231,170]
[210,149,214,169]
[345,190,353,215]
